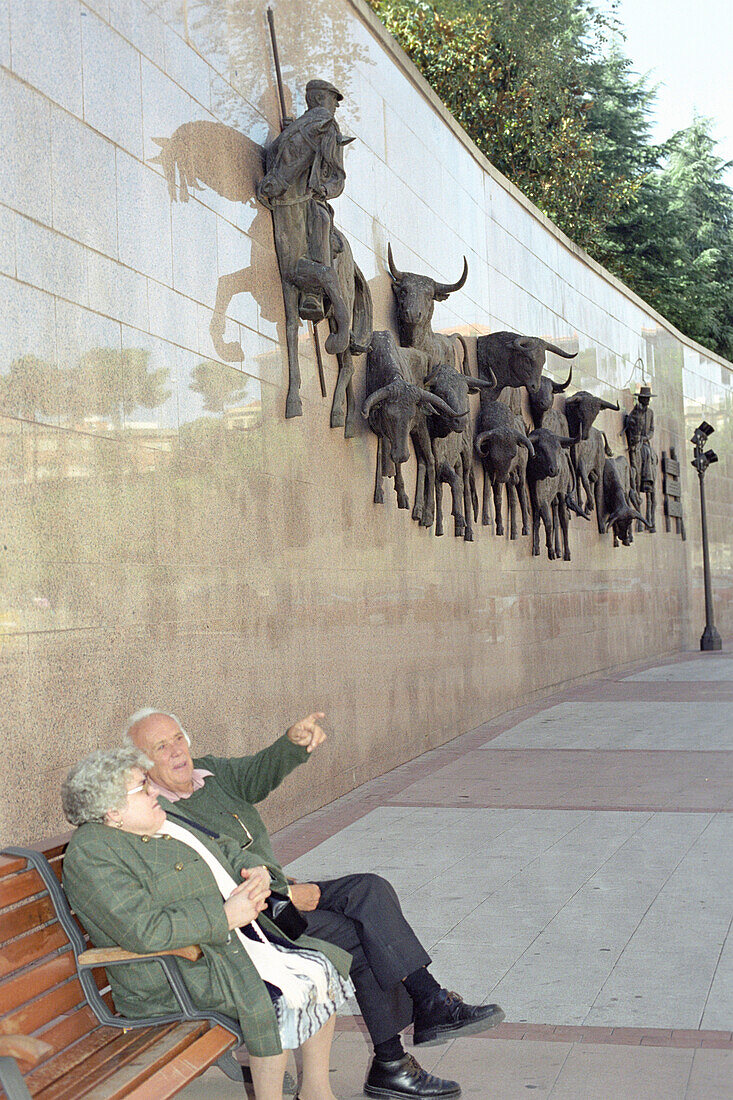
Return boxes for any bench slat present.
[0,869,47,910]
[0,854,28,878]
[0,897,56,947]
[35,1023,203,1100]
[0,952,76,1017]
[27,1022,153,1094]
[102,1026,237,1100]
[1,974,88,1038]
[34,1004,106,1062]
[0,924,68,981]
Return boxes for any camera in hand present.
[263,891,307,939]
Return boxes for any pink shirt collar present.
[149,768,213,803]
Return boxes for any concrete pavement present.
[181,650,732,1098]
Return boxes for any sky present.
[613,0,733,179]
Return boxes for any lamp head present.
[704,449,718,465]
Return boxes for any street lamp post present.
[690,421,722,651]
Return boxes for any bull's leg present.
[492,481,504,536]
[518,476,530,536]
[415,425,435,528]
[282,281,303,419]
[446,464,465,538]
[434,470,445,536]
[373,435,384,505]
[344,375,356,439]
[542,502,555,559]
[578,464,593,515]
[646,488,656,532]
[530,487,540,556]
[594,476,605,532]
[558,499,571,561]
[482,465,493,529]
[393,461,410,509]
[508,479,518,540]
[292,259,350,355]
[210,268,247,362]
[462,456,474,541]
[412,459,425,524]
[468,465,478,522]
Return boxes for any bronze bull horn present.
[475,429,499,455]
[420,390,468,419]
[362,384,396,419]
[433,256,468,298]
[513,431,535,457]
[552,365,573,393]
[630,508,653,529]
[600,398,620,411]
[542,341,577,359]
[386,243,404,284]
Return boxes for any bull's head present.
[527,428,577,479]
[477,332,576,394]
[475,427,534,481]
[387,244,468,328]
[362,381,461,466]
[527,367,574,426]
[565,390,620,440]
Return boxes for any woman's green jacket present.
[63,821,351,1057]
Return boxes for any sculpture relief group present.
[159,77,660,560]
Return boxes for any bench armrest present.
[77,945,203,966]
[0,1035,53,1071]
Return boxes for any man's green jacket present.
[163,733,311,895]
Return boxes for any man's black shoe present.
[413,990,505,1046]
[364,1053,461,1098]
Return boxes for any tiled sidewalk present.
[182,650,732,1098]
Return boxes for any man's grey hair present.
[124,708,191,747]
[61,746,151,827]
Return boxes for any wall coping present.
[349,0,733,376]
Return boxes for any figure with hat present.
[256,79,372,428]
[624,384,658,531]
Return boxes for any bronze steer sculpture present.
[564,391,620,526]
[387,245,469,371]
[526,428,587,560]
[601,455,652,546]
[423,364,495,540]
[474,398,534,539]
[476,332,576,398]
[362,332,460,526]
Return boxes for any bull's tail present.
[349,262,373,355]
[600,430,613,457]
[456,334,471,376]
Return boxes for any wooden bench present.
[0,837,246,1099]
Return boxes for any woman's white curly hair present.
[61,746,150,826]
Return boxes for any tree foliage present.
[367,0,733,360]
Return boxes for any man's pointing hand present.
[286,712,327,753]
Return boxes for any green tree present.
[368,0,635,250]
[656,116,733,358]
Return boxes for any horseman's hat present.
[637,384,656,398]
[306,79,344,102]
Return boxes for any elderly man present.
[126,708,504,1099]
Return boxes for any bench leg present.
[0,1056,32,1100]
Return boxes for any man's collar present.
[149,768,213,803]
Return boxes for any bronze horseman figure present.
[624,384,657,531]
[257,79,372,431]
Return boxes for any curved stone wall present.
[0,0,730,843]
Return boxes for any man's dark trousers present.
[303,873,431,1044]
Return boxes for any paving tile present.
[685,1049,733,1099]
[625,656,733,682]
[432,1035,570,1099]
[487,701,733,751]
[547,1042,694,1100]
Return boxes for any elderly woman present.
[62,746,353,1100]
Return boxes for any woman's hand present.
[224,866,271,929]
